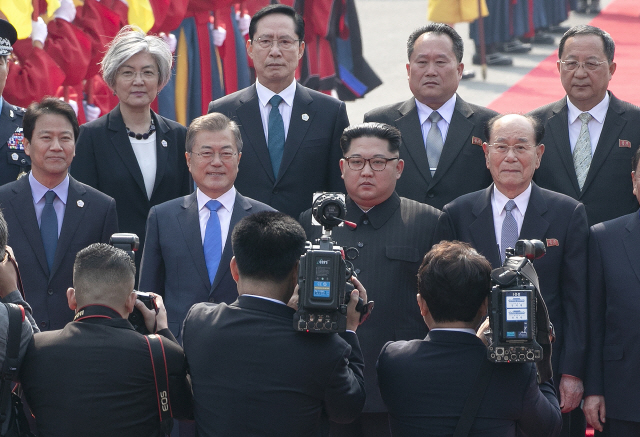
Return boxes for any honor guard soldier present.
[0,19,29,185]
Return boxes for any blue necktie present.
[40,190,58,272]
[501,200,518,263]
[268,95,285,178]
[203,200,222,285]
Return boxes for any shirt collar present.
[256,79,297,109]
[242,294,287,305]
[492,182,532,215]
[196,186,236,213]
[345,192,401,230]
[29,172,70,205]
[415,94,457,126]
[430,327,477,335]
[566,92,609,124]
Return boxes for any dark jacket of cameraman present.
[19,306,193,437]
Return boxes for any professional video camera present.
[486,240,554,373]
[294,193,373,333]
[109,233,157,334]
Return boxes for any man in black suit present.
[364,23,496,210]
[377,240,562,436]
[300,123,441,437]
[139,113,274,340]
[208,4,349,219]
[0,98,118,331]
[20,243,192,437]
[182,211,366,437]
[529,25,640,226]
[0,19,30,186]
[583,148,640,436]
[435,114,589,436]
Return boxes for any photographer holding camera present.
[19,243,192,437]
[182,211,366,437]
[377,240,562,436]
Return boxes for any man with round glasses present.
[300,122,441,437]
[529,25,640,227]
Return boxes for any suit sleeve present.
[139,207,166,297]
[72,125,99,189]
[162,337,194,420]
[558,202,589,379]
[433,208,456,243]
[100,198,119,243]
[584,226,605,396]
[328,102,349,193]
[323,331,365,423]
[517,365,562,437]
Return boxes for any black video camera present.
[294,193,372,333]
[487,240,553,372]
[109,233,156,334]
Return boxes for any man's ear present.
[416,293,429,317]
[125,291,137,314]
[67,287,77,311]
[230,256,240,282]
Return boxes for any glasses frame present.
[486,143,537,156]
[190,151,238,162]
[343,156,399,171]
[252,36,303,50]
[559,59,607,71]
[117,69,158,82]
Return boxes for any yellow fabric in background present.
[175,27,188,127]
[428,0,489,24]
[47,0,61,18]
[128,0,155,33]
[1,0,33,39]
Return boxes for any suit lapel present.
[235,85,275,182]
[519,184,550,244]
[51,177,87,278]
[546,100,581,196]
[278,84,314,183]
[177,193,211,291]
[469,186,501,267]
[151,112,170,199]
[395,99,432,186]
[107,105,148,197]
[623,213,640,284]
[9,177,49,276]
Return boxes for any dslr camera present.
[486,239,553,366]
[294,193,372,333]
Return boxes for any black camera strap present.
[453,357,494,437]
[0,303,24,426]
[144,334,173,436]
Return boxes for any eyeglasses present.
[118,69,158,82]
[343,156,399,171]
[252,37,302,50]
[487,144,537,155]
[190,151,238,162]
[559,60,607,71]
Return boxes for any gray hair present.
[101,25,173,89]
[186,113,243,153]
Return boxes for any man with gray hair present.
[139,112,274,341]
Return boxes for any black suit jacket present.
[20,310,192,437]
[586,211,640,422]
[300,193,441,412]
[435,183,589,381]
[0,176,118,331]
[363,95,496,210]
[528,92,640,226]
[208,83,349,219]
[71,105,191,270]
[138,190,274,339]
[0,101,29,185]
[377,330,562,437]
[182,295,365,437]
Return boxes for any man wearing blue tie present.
[139,112,274,341]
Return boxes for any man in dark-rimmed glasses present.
[300,122,441,437]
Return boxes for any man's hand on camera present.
[346,276,368,332]
[135,293,168,333]
[559,374,584,413]
[287,285,299,311]
[583,395,605,432]
[476,317,491,346]
[0,247,19,299]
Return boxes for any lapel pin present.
[161,140,167,148]
[302,114,309,122]
[619,139,631,148]
[77,200,85,208]
[11,153,18,161]
[9,109,14,118]
[546,238,559,247]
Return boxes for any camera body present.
[295,193,355,333]
[487,240,545,363]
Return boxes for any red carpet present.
[487,0,640,113]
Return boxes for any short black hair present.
[23,97,79,142]
[340,122,402,156]
[485,113,545,146]
[407,23,463,62]
[417,241,491,323]
[249,4,305,41]
[559,25,615,63]
[73,243,136,300]
[232,211,306,283]
[633,147,640,173]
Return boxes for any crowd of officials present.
[0,2,639,437]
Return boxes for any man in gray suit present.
[139,113,273,340]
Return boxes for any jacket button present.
[427,192,435,198]
[40,321,47,329]
[47,289,54,295]
[357,242,364,248]
[355,268,361,274]
[362,220,369,225]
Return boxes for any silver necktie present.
[501,200,518,263]
[573,112,593,191]
[426,111,443,176]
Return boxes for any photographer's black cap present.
[0,19,17,56]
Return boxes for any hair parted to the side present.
[249,4,305,41]
[559,25,615,63]
[186,112,243,153]
[23,97,79,142]
[73,243,136,302]
[406,23,464,62]
[340,122,402,155]
[418,240,492,323]
[232,211,306,283]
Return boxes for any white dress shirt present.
[256,79,297,144]
[491,184,532,256]
[129,132,157,200]
[196,186,237,252]
[567,93,609,155]
[29,172,69,237]
[416,94,457,149]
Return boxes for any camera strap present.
[453,357,494,437]
[144,334,173,436]
[0,303,25,426]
